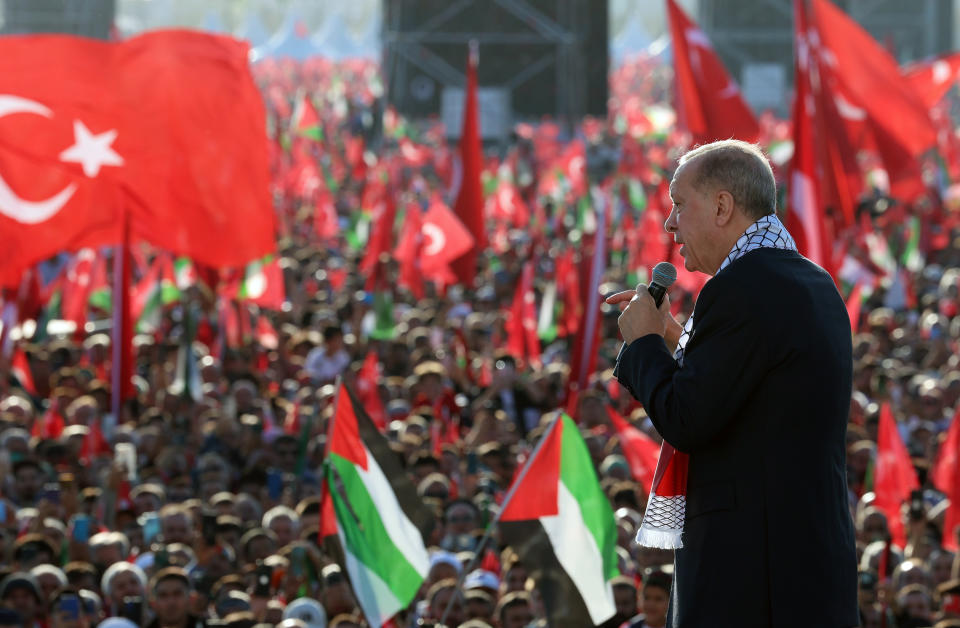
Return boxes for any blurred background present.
[2,0,956,121]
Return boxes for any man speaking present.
[609,140,858,627]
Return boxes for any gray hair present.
[101,562,147,598]
[30,564,67,587]
[679,139,777,220]
[262,505,300,532]
[89,531,130,558]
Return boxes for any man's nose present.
[664,207,678,233]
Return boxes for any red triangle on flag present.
[328,383,369,470]
[500,417,562,521]
[10,346,36,396]
[356,352,387,430]
[319,477,338,538]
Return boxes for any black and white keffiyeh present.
[673,214,797,365]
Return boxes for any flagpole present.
[440,410,562,626]
[110,210,131,432]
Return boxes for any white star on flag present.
[59,120,124,177]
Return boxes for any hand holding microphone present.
[608,262,678,378]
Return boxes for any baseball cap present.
[463,569,499,592]
[282,597,327,628]
[97,620,139,628]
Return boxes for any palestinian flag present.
[10,346,37,396]
[323,384,432,628]
[169,304,203,403]
[500,413,618,627]
[291,92,323,141]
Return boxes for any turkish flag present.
[394,204,425,299]
[667,0,759,144]
[314,188,339,241]
[811,0,935,158]
[788,0,836,278]
[360,187,397,290]
[60,249,98,332]
[450,44,487,288]
[874,402,919,548]
[933,406,960,550]
[487,179,531,227]
[559,140,588,197]
[0,31,275,286]
[505,261,540,368]
[808,0,934,207]
[396,197,474,280]
[903,53,960,109]
[845,282,863,334]
[356,351,387,430]
[555,248,581,338]
[607,405,659,494]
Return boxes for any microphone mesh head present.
[652,262,677,287]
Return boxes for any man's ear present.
[714,190,735,226]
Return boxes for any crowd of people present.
[0,44,959,628]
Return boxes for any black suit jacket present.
[618,248,858,628]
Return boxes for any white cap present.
[282,597,328,628]
[97,620,138,628]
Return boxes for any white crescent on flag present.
[422,222,446,257]
[933,59,952,84]
[0,95,77,224]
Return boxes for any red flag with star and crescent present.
[0,30,275,286]
[667,0,759,144]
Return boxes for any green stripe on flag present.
[558,414,619,581]
[328,454,424,606]
[901,216,922,272]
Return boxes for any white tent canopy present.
[253,11,324,61]
[312,12,367,61]
[236,12,271,49]
[611,11,654,66]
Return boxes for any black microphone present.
[612,262,677,379]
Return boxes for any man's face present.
[465,597,493,620]
[903,592,931,620]
[642,585,669,626]
[613,585,638,620]
[933,554,953,586]
[322,580,355,617]
[109,570,144,606]
[502,602,534,628]
[445,504,477,535]
[161,513,193,545]
[247,537,275,562]
[505,565,527,593]
[429,589,463,626]
[36,572,62,602]
[91,543,123,571]
[268,515,296,547]
[3,588,37,620]
[273,442,298,472]
[666,161,719,275]
[152,579,190,624]
[14,466,42,502]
